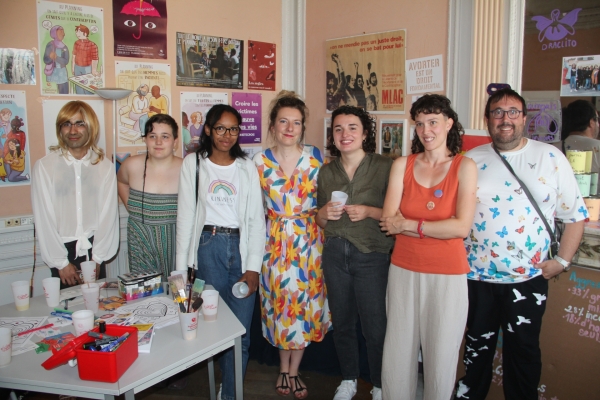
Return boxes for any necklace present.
[426,189,444,210]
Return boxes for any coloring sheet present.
[114,296,178,328]
[0,316,48,355]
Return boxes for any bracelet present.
[417,219,425,239]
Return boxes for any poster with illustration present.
[112,0,167,59]
[115,61,171,147]
[326,30,406,113]
[37,1,105,96]
[176,32,243,89]
[0,91,31,187]
[0,49,36,85]
[180,91,228,157]
[560,55,600,97]
[247,41,275,91]
[525,99,562,143]
[378,119,408,159]
[42,99,106,156]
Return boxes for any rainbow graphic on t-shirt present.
[209,180,237,195]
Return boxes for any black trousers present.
[50,236,107,289]
[456,276,548,400]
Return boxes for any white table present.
[0,290,246,400]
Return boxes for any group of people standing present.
[31,87,587,400]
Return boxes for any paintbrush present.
[167,274,188,312]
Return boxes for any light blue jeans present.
[196,231,255,400]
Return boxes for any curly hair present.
[267,90,308,143]
[410,94,463,156]
[327,105,376,157]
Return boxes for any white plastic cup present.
[170,270,188,285]
[232,282,249,299]
[201,290,219,321]
[42,277,61,307]
[80,261,97,283]
[11,281,30,311]
[81,283,100,313]
[0,327,11,367]
[178,309,199,340]
[331,191,348,207]
[72,310,94,336]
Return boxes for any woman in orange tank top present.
[379,94,477,400]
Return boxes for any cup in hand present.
[11,281,30,311]
[0,327,11,367]
[331,191,348,207]
[80,261,97,283]
[72,310,94,336]
[201,289,219,321]
[232,282,249,298]
[42,277,61,307]
[178,309,199,340]
[81,283,100,313]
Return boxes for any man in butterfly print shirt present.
[456,88,586,400]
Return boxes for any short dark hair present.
[268,90,308,143]
[484,87,527,119]
[410,94,464,156]
[562,100,598,138]
[327,106,376,157]
[198,104,246,160]
[143,113,179,139]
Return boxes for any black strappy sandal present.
[276,372,291,396]
[289,375,308,399]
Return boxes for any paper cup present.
[201,290,219,321]
[42,277,61,307]
[80,261,97,283]
[584,197,600,221]
[11,281,29,311]
[591,173,599,196]
[575,174,591,197]
[567,150,586,174]
[0,327,11,367]
[72,310,94,336]
[81,283,100,313]
[178,309,199,340]
[331,191,348,207]
[170,270,188,285]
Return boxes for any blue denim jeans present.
[322,236,390,388]
[196,231,255,400]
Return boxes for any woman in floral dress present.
[253,91,331,399]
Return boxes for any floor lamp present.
[94,88,133,163]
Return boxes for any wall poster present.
[112,0,167,59]
[247,40,275,91]
[176,32,243,89]
[0,49,36,86]
[525,99,561,143]
[231,93,261,145]
[115,61,171,147]
[180,91,228,157]
[561,55,600,97]
[0,91,31,187]
[326,30,406,114]
[37,1,105,96]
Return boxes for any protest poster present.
[232,93,261,144]
[326,30,406,113]
[37,1,105,96]
[405,55,444,94]
[176,32,243,89]
[180,91,228,157]
[248,41,276,91]
[0,91,31,187]
[115,61,171,147]
[112,0,167,59]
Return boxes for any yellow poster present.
[326,30,406,113]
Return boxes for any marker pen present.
[100,332,130,352]
[87,331,117,340]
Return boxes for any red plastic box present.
[76,325,139,383]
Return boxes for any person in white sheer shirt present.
[31,100,119,288]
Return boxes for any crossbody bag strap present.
[561,139,566,155]
[492,146,557,245]
[195,151,200,206]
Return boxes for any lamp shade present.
[94,88,132,100]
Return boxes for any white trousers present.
[382,265,468,400]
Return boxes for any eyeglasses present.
[489,109,523,120]
[213,126,240,137]
[61,121,87,129]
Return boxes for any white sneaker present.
[371,387,382,400]
[333,379,357,400]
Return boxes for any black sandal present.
[289,375,308,399]
[276,372,291,396]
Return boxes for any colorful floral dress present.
[254,145,331,349]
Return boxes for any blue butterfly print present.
[479,212,484,218]
[578,206,589,218]
[488,261,510,279]
[475,221,487,232]
[505,181,512,186]
[509,209,514,216]
[525,235,536,251]
[507,195,513,201]
[489,208,500,219]
[501,257,512,267]
[543,238,549,251]
[472,244,478,254]
[549,152,555,157]
[527,268,538,278]
[492,241,499,247]
[496,226,508,238]
[481,164,488,170]
[484,239,489,246]
[525,207,531,214]
[467,271,475,279]
[543,194,550,202]
[468,254,477,265]
[537,226,543,235]
[475,266,485,275]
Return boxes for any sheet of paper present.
[114,296,179,329]
[0,316,48,355]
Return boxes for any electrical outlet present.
[20,217,33,225]
[4,218,21,228]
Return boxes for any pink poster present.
[247,41,275,91]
